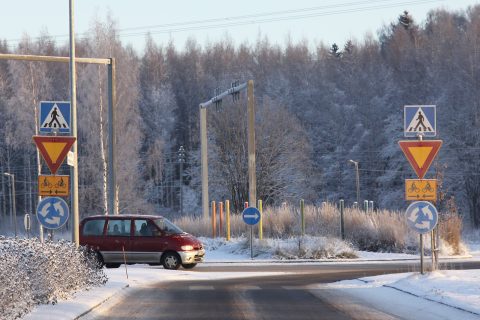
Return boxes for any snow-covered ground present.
[22,239,480,320]
[311,270,480,319]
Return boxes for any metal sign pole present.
[431,230,435,271]
[69,0,80,247]
[420,234,424,274]
[250,225,253,259]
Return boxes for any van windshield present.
[153,218,184,234]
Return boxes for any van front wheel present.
[162,252,181,270]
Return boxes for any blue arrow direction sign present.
[39,101,71,134]
[404,105,436,137]
[242,207,261,225]
[36,197,69,229]
[405,201,438,234]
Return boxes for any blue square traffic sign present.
[39,101,71,134]
[404,105,436,137]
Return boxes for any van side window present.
[106,219,131,236]
[83,220,105,236]
[134,219,155,237]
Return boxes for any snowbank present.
[312,270,480,319]
[0,237,107,320]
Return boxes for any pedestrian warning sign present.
[39,101,71,134]
[404,105,436,137]
[399,140,442,179]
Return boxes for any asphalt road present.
[86,260,480,320]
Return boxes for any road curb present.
[382,283,480,317]
[75,283,130,320]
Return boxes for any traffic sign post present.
[39,101,71,134]
[24,214,31,238]
[36,197,70,230]
[242,207,261,259]
[401,105,442,274]
[405,201,438,275]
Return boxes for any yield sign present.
[33,136,76,174]
[399,140,442,179]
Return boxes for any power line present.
[2,0,443,47]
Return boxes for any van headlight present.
[181,245,194,251]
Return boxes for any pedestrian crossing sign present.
[39,101,71,134]
[404,105,436,137]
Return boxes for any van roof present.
[81,214,165,220]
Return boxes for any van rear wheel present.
[162,252,181,270]
[182,263,197,269]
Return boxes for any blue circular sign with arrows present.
[242,207,261,225]
[36,197,70,230]
[405,201,438,234]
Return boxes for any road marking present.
[282,286,310,290]
[189,285,214,290]
[235,285,261,290]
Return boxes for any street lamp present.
[4,173,17,237]
[348,160,360,205]
[178,146,186,216]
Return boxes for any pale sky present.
[2,0,479,51]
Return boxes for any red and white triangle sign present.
[398,140,442,179]
[33,136,76,174]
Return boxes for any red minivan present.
[79,215,205,270]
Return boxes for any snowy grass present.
[0,237,107,320]
[199,236,358,260]
[175,203,465,255]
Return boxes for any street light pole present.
[4,173,17,237]
[199,81,248,218]
[178,146,185,216]
[348,160,360,205]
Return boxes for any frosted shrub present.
[273,236,357,259]
[0,237,107,320]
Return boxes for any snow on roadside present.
[25,265,291,320]
[312,270,480,318]
[21,236,480,319]
[200,235,357,261]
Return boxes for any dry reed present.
[173,202,463,253]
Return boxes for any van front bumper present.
[179,249,205,264]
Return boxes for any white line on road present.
[188,285,214,290]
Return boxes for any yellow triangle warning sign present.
[409,146,433,168]
[33,136,76,174]
[398,140,442,179]
[42,142,68,164]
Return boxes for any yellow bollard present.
[226,200,231,241]
[211,201,216,238]
[219,201,224,237]
[258,200,263,240]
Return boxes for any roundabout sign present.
[36,197,70,229]
[405,201,438,234]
